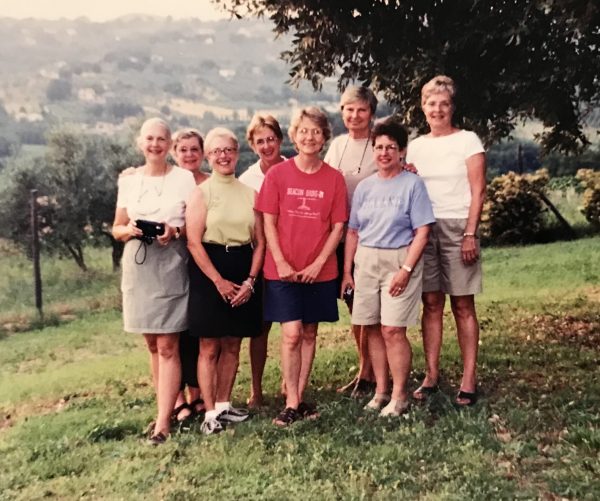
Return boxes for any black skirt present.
[188,243,262,338]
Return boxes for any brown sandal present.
[273,407,301,427]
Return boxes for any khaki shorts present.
[422,218,482,296]
[351,245,423,328]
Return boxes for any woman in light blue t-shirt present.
[341,117,435,417]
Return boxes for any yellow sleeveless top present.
[200,171,256,245]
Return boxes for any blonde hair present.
[288,106,332,148]
[172,128,204,153]
[421,75,456,106]
[340,86,378,114]
[246,113,283,146]
[204,127,239,152]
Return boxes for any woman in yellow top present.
[186,127,265,435]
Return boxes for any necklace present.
[337,132,370,175]
[137,164,168,203]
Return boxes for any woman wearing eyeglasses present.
[186,127,265,435]
[256,107,348,426]
[341,117,435,417]
[239,113,286,408]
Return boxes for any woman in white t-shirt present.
[112,118,194,444]
[406,76,486,407]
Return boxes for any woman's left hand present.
[156,223,175,246]
[230,281,252,307]
[461,235,479,265]
[389,269,410,297]
[297,259,325,284]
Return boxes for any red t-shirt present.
[256,158,348,281]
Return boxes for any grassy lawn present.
[1,237,599,499]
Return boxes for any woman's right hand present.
[126,220,143,240]
[214,277,241,303]
[275,259,297,282]
[340,271,355,297]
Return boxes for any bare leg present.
[198,339,220,412]
[280,320,303,409]
[419,291,445,388]
[357,324,375,381]
[380,326,411,401]
[298,322,318,402]
[450,295,479,399]
[365,324,389,395]
[152,333,181,436]
[144,336,159,393]
[248,322,272,407]
[216,337,243,403]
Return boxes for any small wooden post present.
[30,189,43,319]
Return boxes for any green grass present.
[1,238,599,499]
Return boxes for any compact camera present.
[135,219,165,243]
[342,286,354,303]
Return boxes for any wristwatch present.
[401,264,412,273]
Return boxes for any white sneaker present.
[201,417,223,435]
[364,393,390,411]
[217,406,250,423]
[380,399,410,417]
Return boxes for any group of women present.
[112,75,486,444]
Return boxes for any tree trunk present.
[102,230,124,271]
[63,240,88,271]
[538,191,576,240]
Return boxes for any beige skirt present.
[121,238,189,334]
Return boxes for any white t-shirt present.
[238,160,265,192]
[324,134,377,204]
[406,130,484,219]
[116,166,195,227]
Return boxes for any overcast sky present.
[2,0,227,21]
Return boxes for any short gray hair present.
[204,127,239,152]
[340,86,378,114]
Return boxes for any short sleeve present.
[348,186,362,230]
[180,170,195,204]
[256,165,280,215]
[330,171,349,224]
[464,131,485,158]
[116,176,128,208]
[409,177,436,229]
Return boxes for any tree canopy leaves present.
[213,0,600,153]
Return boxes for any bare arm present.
[297,221,345,284]
[112,207,142,242]
[186,187,240,301]
[462,152,486,265]
[230,202,266,307]
[389,224,431,296]
[263,212,297,281]
[341,228,359,295]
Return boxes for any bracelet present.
[463,232,476,238]
[242,279,255,293]
[401,264,413,273]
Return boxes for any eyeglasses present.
[209,147,238,156]
[297,128,323,137]
[254,136,278,146]
[373,144,399,152]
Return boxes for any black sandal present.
[413,384,439,401]
[297,402,320,420]
[189,398,206,415]
[273,407,301,427]
[147,431,168,446]
[171,403,193,423]
[455,389,478,407]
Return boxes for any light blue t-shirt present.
[348,171,435,248]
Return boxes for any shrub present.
[576,169,600,228]
[481,169,549,244]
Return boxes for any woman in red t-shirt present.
[256,107,348,426]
